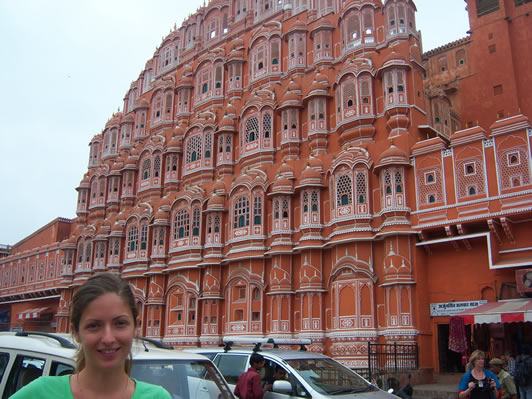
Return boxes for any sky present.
[0,0,470,246]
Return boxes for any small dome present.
[111,222,123,232]
[207,193,225,210]
[154,209,169,220]
[287,79,301,93]
[225,103,237,116]
[374,144,410,172]
[168,135,182,148]
[271,177,294,194]
[213,179,226,193]
[134,98,149,109]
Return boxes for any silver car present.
[188,338,399,398]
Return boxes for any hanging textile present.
[449,316,468,353]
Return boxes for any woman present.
[459,349,502,399]
[12,272,171,398]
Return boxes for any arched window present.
[336,174,353,207]
[254,196,262,225]
[245,117,259,143]
[128,226,138,252]
[175,209,190,239]
[234,197,250,228]
[142,158,151,180]
[186,136,203,163]
[192,208,201,236]
[140,223,148,250]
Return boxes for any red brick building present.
[1,0,531,376]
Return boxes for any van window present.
[3,355,45,398]
[214,354,249,384]
[0,353,9,381]
[50,361,74,376]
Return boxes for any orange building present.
[1,0,531,377]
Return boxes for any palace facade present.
[1,0,531,375]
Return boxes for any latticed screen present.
[336,174,353,206]
[245,117,259,143]
[186,135,202,163]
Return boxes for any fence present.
[353,342,418,383]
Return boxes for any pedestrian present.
[266,365,287,385]
[234,353,272,399]
[515,345,532,399]
[458,349,502,399]
[503,351,517,377]
[11,272,171,399]
[489,358,517,399]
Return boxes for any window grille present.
[234,197,250,228]
[245,117,259,143]
[337,174,353,206]
[128,227,138,252]
[175,209,190,239]
[140,224,148,250]
[254,196,262,225]
[186,136,202,163]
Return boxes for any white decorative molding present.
[483,138,494,148]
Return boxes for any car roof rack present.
[221,337,312,352]
[139,337,174,350]
[16,331,77,349]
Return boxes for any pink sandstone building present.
[1,0,531,376]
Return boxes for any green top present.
[10,374,172,399]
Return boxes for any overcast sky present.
[0,0,470,246]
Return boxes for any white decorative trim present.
[483,138,494,148]
[442,149,453,157]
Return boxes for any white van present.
[0,331,234,399]
[188,338,400,399]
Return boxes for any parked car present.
[187,338,399,398]
[0,331,234,399]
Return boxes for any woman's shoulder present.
[133,379,172,399]
[10,375,71,398]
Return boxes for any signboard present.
[430,300,487,317]
[10,326,23,332]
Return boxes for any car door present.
[2,353,45,399]
[212,353,250,389]
[262,358,310,399]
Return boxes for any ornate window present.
[127,226,138,253]
[312,29,332,62]
[317,0,334,17]
[335,172,353,218]
[497,144,530,191]
[234,197,250,228]
[384,69,407,107]
[195,65,213,103]
[140,223,149,251]
[250,37,281,80]
[288,32,306,69]
[175,209,190,239]
[240,109,274,157]
[301,189,321,225]
[354,169,369,215]
[127,88,137,113]
[381,167,406,208]
[186,135,202,163]
[134,110,147,137]
[308,98,327,132]
[253,196,262,225]
[152,91,164,124]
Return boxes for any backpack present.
[515,355,532,387]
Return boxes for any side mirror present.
[272,380,292,394]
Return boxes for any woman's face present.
[474,356,485,368]
[73,292,136,372]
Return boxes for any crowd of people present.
[459,348,532,399]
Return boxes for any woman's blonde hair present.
[468,349,486,369]
[70,272,138,374]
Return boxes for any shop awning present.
[16,307,51,320]
[456,300,532,324]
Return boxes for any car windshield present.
[287,358,374,395]
[131,359,233,399]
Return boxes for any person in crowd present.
[516,345,532,399]
[234,353,272,399]
[503,351,517,377]
[266,365,287,385]
[11,272,171,399]
[458,349,502,399]
[489,358,517,399]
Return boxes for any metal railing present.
[367,342,418,380]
